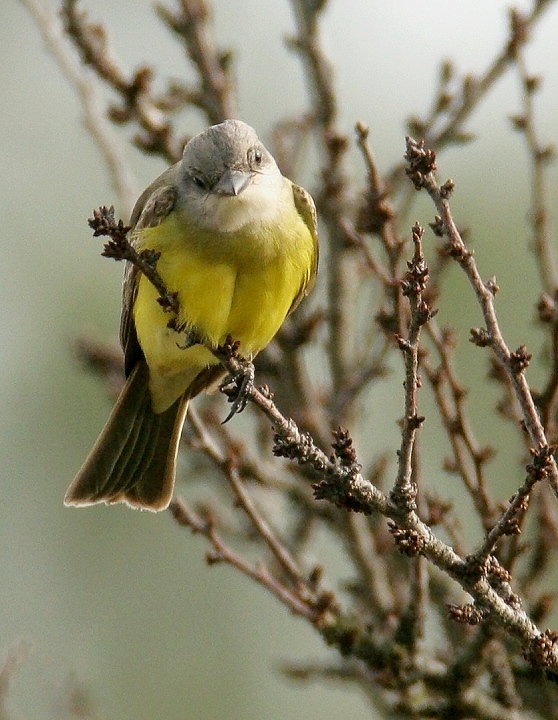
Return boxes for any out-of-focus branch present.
[510,51,558,445]
[287,0,336,129]
[288,0,357,422]
[388,2,557,193]
[352,121,407,405]
[61,0,236,163]
[61,0,185,163]
[169,496,329,622]
[0,642,31,720]
[422,324,497,529]
[156,0,236,123]
[19,0,137,215]
[186,404,323,591]
[511,57,557,295]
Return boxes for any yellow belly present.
[132,208,315,411]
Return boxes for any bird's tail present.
[64,361,189,512]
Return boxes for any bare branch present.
[19,0,137,214]
[404,136,558,500]
[156,0,236,123]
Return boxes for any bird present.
[64,119,319,512]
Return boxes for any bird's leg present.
[213,337,256,423]
[220,358,256,423]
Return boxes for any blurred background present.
[2,1,558,717]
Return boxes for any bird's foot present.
[176,332,201,349]
[220,357,255,423]
[169,319,204,350]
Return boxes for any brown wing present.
[288,180,319,315]
[120,164,180,376]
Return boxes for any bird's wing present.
[120,164,179,376]
[288,181,319,315]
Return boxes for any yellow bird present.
[65,119,318,511]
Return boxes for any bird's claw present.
[173,324,203,350]
[220,360,255,423]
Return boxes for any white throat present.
[183,173,286,234]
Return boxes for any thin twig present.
[169,496,325,622]
[62,0,184,162]
[422,323,496,528]
[404,136,558,500]
[391,223,431,511]
[289,0,356,420]
[156,0,236,123]
[511,51,558,441]
[342,513,395,617]
[19,0,137,214]
[512,55,557,294]
[186,404,318,591]
[475,446,554,561]
[387,2,557,192]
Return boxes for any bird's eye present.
[192,176,206,189]
[250,148,263,166]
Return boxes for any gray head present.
[176,120,284,232]
[180,119,279,196]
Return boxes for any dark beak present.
[214,168,252,196]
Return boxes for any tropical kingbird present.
[65,119,318,511]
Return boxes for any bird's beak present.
[214,168,252,196]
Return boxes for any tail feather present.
[65,361,188,512]
[102,375,152,497]
[117,406,160,494]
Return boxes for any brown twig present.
[404,136,558,500]
[422,323,496,528]
[288,0,359,423]
[511,56,557,294]
[19,0,137,214]
[391,223,432,512]
[387,3,557,193]
[155,0,236,123]
[186,404,321,592]
[89,205,179,316]
[169,496,327,622]
[354,120,407,354]
[475,445,555,561]
[61,0,185,162]
[510,51,558,442]
[287,0,336,129]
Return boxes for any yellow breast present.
[131,190,315,410]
